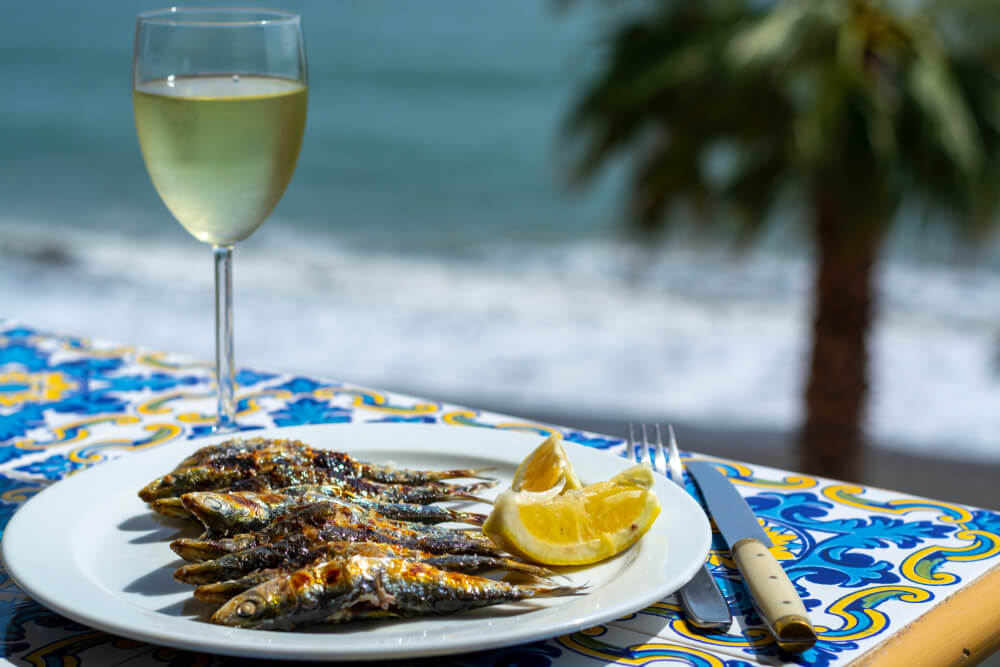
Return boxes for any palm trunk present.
[799,193,883,481]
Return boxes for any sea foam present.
[1,219,998,461]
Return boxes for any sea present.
[2,1,998,461]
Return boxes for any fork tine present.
[627,423,637,463]
[653,424,666,474]
[666,424,684,485]
[640,424,650,467]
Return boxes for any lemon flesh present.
[484,465,661,565]
[511,434,582,493]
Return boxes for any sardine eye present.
[236,600,258,617]
[205,497,223,511]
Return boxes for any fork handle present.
[677,563,732,630]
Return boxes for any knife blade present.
[686,461,817,653]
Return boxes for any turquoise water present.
[2,2,999,461]
[2,0,616,252]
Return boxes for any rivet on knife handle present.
[731,537,817,653]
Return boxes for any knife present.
[686,461,817,653]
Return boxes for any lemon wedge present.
[511,434,582,493]
[484,464,661,565]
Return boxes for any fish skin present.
[140,466,222,502]
[168,437,493,484]
[180,487,487,535]
[180,540,555,589]
[181,491,275,533]
[170,501,504,563]
[225,476,495,505]
[234,501,496,552]
[176,437,304,470]
[139,461,495,503]
[278,485,488,525]
[192,546,557,602]
[171,538,234,563]
[177,537,311,583]
[209,556,581,630]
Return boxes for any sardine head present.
[210,560,352,630]
[182,492,269,534]
[215,591,272,628]
[210,576,293,629]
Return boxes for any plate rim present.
[1,422,711,661]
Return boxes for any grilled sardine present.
[187,540,555,599]
[171,501,503,562]
[164,437,490,484]
[140,458,495,503]
[176,487,485,535]
[210,555,581,629]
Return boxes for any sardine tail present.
[499,559,558,579]
[452,510,488,526]
[439,467,497,480]
[532,583,589,598]
[443,479,498,502]
[451,494,494,505]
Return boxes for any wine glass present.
[133,8,307,431]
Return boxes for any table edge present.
[851,561,1000,666]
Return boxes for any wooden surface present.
[854,563,1000,666]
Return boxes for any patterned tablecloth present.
[0,321,997,666]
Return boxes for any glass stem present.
[213,244,236,431]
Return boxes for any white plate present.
[2,423,710,661]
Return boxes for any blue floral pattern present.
[0,321,997,666]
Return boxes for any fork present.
[630,424,732,631]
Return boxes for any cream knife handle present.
[731,537,817,653]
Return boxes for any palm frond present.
[906,37,984,175]
[725,1,812,70]
[565,0,1000,240]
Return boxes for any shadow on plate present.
[124,560,188,598]
[156,595,218,618]
[119,511,195,544]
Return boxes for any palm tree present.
[565,0,1000,481]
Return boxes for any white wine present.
[134,75,307,244]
